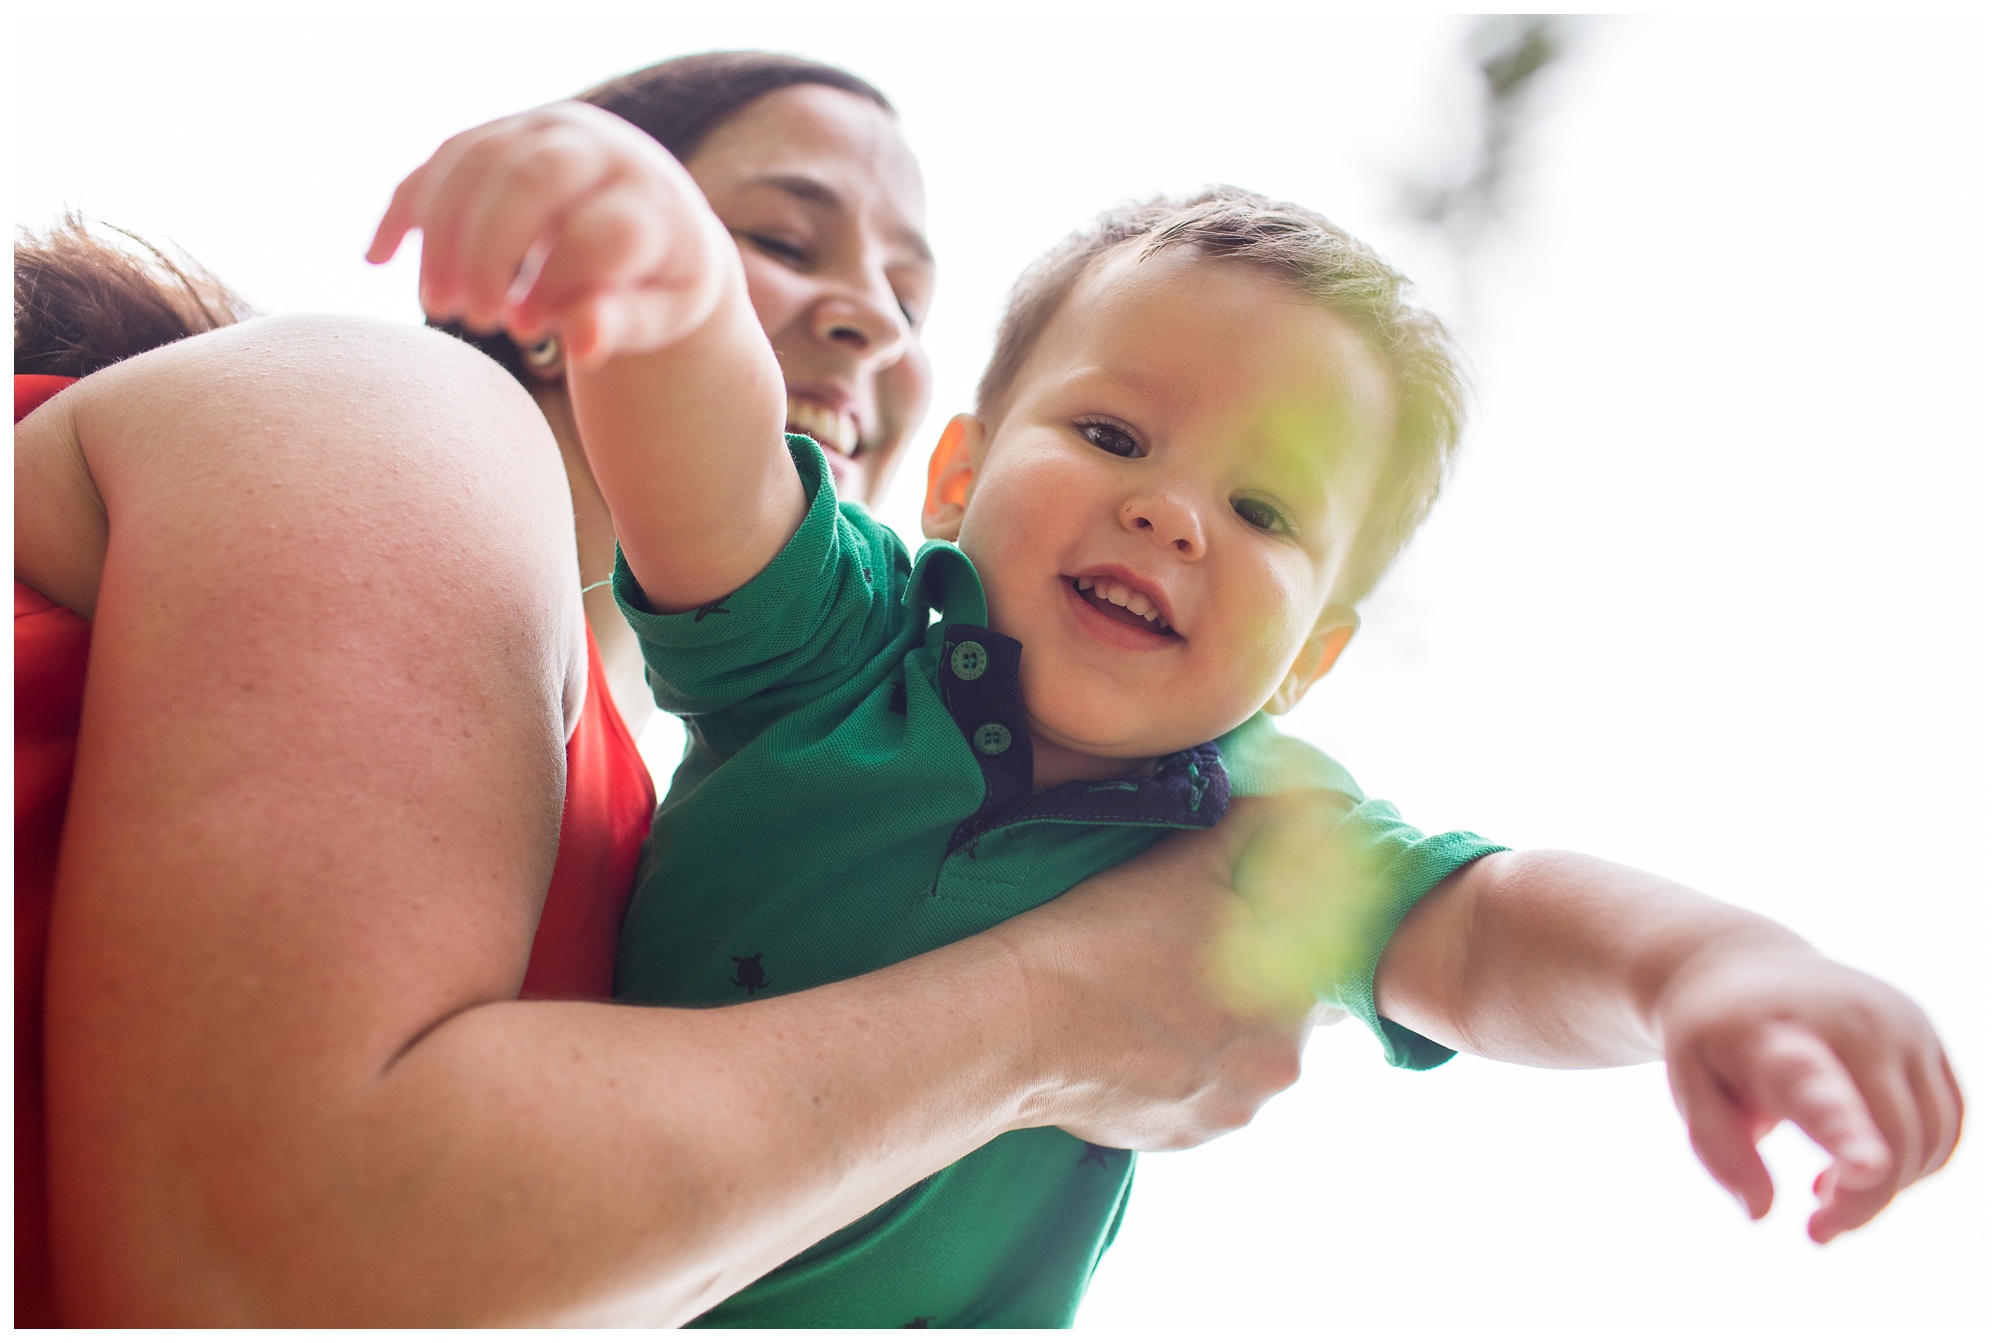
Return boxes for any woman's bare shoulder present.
[16,314,589,726]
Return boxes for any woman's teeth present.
[786,397,860,457]
[1074,576,1170,629]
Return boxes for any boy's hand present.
[1378,851,1962,1244]
[1657,942,1962,1242]
[368,100,792,614]
[367,101,734,371]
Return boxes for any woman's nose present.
[811,276,909,366]
[1120,492,1206,559]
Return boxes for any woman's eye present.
[1080,423,1141,458]
[1232,497,1285,532]
[746,233,809,265]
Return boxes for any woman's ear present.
[922,413,985,540]
[1263,607,1358,715]
[520,335,566,384]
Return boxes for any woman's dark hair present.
[15,214,251,378]
[439,51,894,385]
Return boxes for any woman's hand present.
[992,797,1320,1151]
[367,101,735,371]
[1657,939,1962,1243]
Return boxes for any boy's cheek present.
[1020,657,1150,750]
[1225,580,1318,681]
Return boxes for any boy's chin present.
[1025,703,1214,769]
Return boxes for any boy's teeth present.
[786,397,859,456]
[1073,575,1162,624]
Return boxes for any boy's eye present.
[1232,496,1286,532]
[1080,422,1141,458]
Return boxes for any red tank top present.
[12,373,654,1324]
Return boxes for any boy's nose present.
[1120,494,1205,559]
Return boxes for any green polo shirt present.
[614,437,1503,1328]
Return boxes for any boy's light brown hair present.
[975,187,1467,604]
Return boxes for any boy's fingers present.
[1807,1171,1898,1243]
[1858,1060,1925,1193]
[1904,1048,1962,1181]
[412,126,519,317]
[454,129,615,330]
[1900,1057,1948,1185]
[1921,1053,1964,1178]
[1743,1024,1893,1190]
[365,169,424,265]
[1670,1059,1774,1219]
[1801,1069,1914,1244]
[561,294,623,374]
[515,194,670,344]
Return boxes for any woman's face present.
[684,84,934,507]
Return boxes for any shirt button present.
[950,640,989,681]
[972,722,1012,755]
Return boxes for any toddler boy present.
[376,103,1960,1330]
[612,191,1500,1324]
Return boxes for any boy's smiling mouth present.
[1064,571,1180,640]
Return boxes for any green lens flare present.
[1210,790,1389,1018]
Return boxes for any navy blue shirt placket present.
[933,624,1232,855]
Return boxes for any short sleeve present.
[1219,718,1505,1071]
[1314,799,1505,1069]
[612,435,907,753]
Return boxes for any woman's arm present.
[28,317,1304,1325]
[1373,850,1961,1243]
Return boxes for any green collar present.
[905,539,989,627]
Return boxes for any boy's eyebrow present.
[747,173,935,266]
[1062,362,1192,414]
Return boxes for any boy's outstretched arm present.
[369,102,796,612]
[1373,851,1961,1243]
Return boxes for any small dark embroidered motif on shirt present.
[691,597,732,622]
[1078,1143,1119,1169]
[889,682,907,715]
[729,953,767,995]
[863,567,873,584]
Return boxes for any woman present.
[14,102,1310,1328]
[437,52,936,735]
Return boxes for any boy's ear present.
[1264,606,1358,715]
[922,413,986,540]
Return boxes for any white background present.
[14,5,1992,1335]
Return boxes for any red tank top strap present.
[15,374,83,1326]
[519,626,656,998]
[16,373,78,422]
[15,579,91,1327]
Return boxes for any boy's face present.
[933,245,1396,769]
